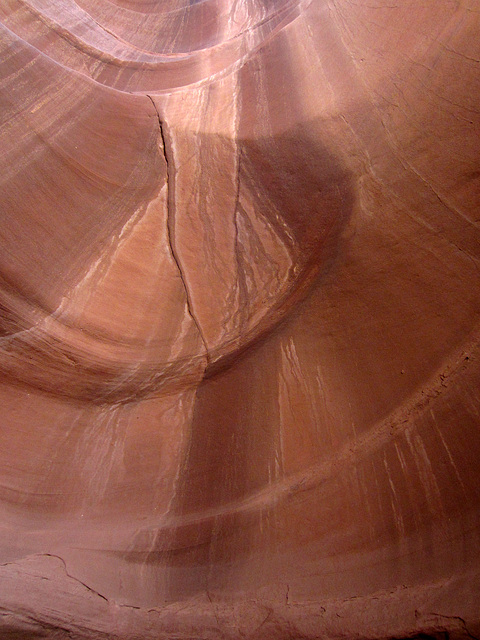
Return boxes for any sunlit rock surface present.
[0,0,480,638]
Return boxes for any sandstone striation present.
[0,0,480,638]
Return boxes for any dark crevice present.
[40,554,109,603]
[146,94,210,363]
[231,147,248,333]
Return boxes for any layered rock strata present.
[0,0,480,638]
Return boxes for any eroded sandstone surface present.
[0,0,479,638]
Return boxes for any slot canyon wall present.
[0,0,480,638]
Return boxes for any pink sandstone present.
[0,0,479,638]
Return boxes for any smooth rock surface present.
[0,0,480,638]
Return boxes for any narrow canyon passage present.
[0,0,479,638]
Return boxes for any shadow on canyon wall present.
[149,124,356,600]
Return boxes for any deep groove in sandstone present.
[146,95,210,362]
[232,148,248,333]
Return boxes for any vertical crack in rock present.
[146,95,210,362]
[229,147,248,334]
[233,153,242,327]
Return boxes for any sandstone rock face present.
[0,1,480,638]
